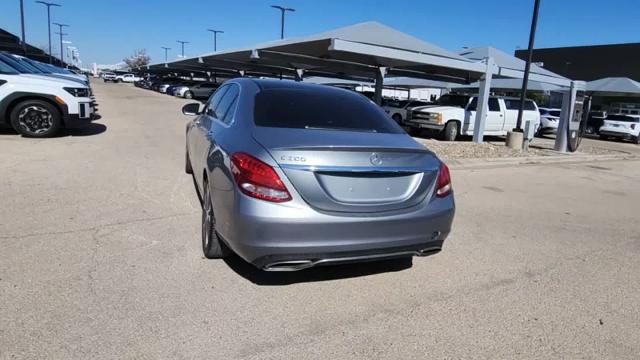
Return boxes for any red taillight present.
[230,153,291,203]
[436,162,452,197]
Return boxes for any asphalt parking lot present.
[1,80,640,359]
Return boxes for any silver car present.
[184,79,455,271]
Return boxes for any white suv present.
[599,114,640,144]
[0,59,94,137]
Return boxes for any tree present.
[123,49,151,69]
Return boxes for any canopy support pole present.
[472,57,494,144]
[374,67,387,105]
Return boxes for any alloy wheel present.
[18,105,53,135]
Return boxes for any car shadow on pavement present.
[0,119,106,137]
[64,122,107,137]
[223,254,413,286]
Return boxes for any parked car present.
[5,53,90,87]
[181,82,219,99]
[183,78,454,270]
[167,81,197,96]
[405,94,541,141]
[102,72,116,82]
[0,57,94,137]
[586,110,607,134]
[598,114,640,144]
[538,107,561,136]
[114,73,141,83]
[383,99,432,123]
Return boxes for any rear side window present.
[205,85,229,117]
[216,85,239,125]
[467,98,501,111]
[253,88,403,134]
[504,99,537,111]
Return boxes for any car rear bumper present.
[600,129,637,139]
[221,192,455,270]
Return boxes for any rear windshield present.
[254,88,404,134]
[437,94,470,107]
[606,114,639,122]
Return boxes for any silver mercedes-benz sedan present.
[184,78,455,271]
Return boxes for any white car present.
[102,72,116,82]
[599,114,640,144]
[115,74,141,83]
[0,58,94,137]
[538,107,561,136]
[382,99,431,123]
[406,94,540,141]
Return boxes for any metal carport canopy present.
[458,46,571,87]
[145,22,489,84]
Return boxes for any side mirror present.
[182,103,201,116]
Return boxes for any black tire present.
[599,135,609,141]
[635,136,640,145]
[10,99,62,137]
[201,179,229,259]
[185,148,193,174]
[408,127,420,137]
[184,91,193,99]
[391,113,402,124]
[442,121,459,141]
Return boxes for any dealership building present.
[515,43,640,111]
[514,42,640,82]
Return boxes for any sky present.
[1,0,639,67]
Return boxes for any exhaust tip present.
[263,260,315,272]
[416,247,441,257]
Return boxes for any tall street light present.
[54,31,68,66]
[161,46,171,62]
[176,40,189,58]
[53,22,69,66]
[20,0,27,55]
[207,29,224,52]
[35,1,61,63]
[271,5,295,39]
[515,0,541,132]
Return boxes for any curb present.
[444,153,639,170]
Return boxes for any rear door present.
[467,97,503,131]
[251,87,442,213]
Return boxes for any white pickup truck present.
[405,94,541,141]
[114,73,141,83]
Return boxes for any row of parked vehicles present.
[0,51,94,137]
[383,94,640,143]
[130,76,221,100]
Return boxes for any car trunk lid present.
[253,127,441,213]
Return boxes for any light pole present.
[271,5,295,39]
[20,0,27,55]
[35,1,61,63]
[53,22,68,66]
[207,29,223,52]
[176,40,189,58]
[161,46,171,62]
[515,0,541,132]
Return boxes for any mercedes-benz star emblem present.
[370,152,382,166]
